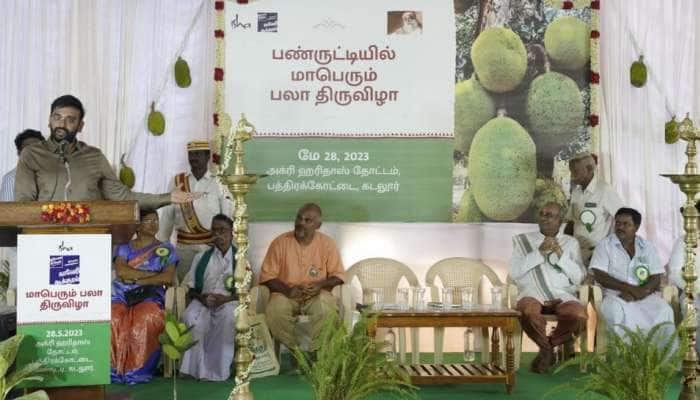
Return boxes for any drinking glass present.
[490,286,503,309]
[397,288,410,310]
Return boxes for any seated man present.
[591,207,675,342]
[259,203,345,355]
[180,214,237,381]
[667,201,700,352]
[510,202,587,373]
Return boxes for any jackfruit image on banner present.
[526,71,584,147]
[468,116,536,221]
[471,27,528,93]
[454,77,496,154]
[544,16,590,71]
[454,188,485,223]
[526,178,567,221]
[630,56,647,88]
[148,104,166,136]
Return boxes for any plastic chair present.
[425,257,504,364]
[506,277,589,372]
[344,258,420,364]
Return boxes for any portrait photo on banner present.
[452,0,594,224]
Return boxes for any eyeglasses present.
[212,227,232,234]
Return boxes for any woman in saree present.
[111,209,178,384]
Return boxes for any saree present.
[110,240,178,384]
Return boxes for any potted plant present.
[292,311,417,400]
[550,322,687,400]
[159,313,196,400]
[0,334,53,400]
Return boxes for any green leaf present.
[158,332,173,346]
[6,362,54,390]
[165,321,181,343]
[0,335,25,378]
[162,344,181,360]
[15,391,50,400]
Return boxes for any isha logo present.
[230,14,252,29]
[49,255,80,285]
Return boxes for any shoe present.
[531,348,554,374]
[563,341,576,360]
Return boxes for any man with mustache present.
[14,94,198,208]
[180,214,237,381]
[157,141,233,281]
[590,208,675,341]
[510,202,587,373]
[259,203,345,363]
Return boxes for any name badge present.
[584,202,597,208]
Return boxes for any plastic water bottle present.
[385,329,397,362]
[463,328,475,362]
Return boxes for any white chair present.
[506,277,589,371]
[344,258,420,364]
[425,257,504,364]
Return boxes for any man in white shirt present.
[565,153,624,265]
[591,208,674,342]
[157,141,233,281]
[510,202,587,373]
[668,201,700,352]
[180,214,237,381]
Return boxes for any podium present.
[0,201,138,400]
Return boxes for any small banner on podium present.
[16,234,111,387]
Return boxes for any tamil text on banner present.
[16,234,111,387]
[226,0,456,222]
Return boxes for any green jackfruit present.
[526,71,584,148]
[454,77,496,154]
[665,116,679,144]
[175,57,192,88]
[454,188,484,223]
[147,102,165,136]
[544,16,590,71]
[165,320,180,343]
[527,178,567,220]
[468,116,537,221]
[119,154,135,189]
[162,344,181,360]
[471,27,527,93]
[630,56,647,88]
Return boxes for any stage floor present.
[104,353,682,400]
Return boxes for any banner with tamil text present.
[226,0,455,221]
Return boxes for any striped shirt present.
[509,231,586,303]
[0,168,15,202]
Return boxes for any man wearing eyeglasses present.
[14,95,198,208]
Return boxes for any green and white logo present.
[580,210,596,233]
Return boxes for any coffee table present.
[370,307,520,394]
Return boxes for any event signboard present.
[16,234,111,387]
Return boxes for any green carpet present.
[105,353,682,400]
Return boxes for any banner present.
[16,234,111,387]
[226,0,456,221]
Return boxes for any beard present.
[51,127,78,143]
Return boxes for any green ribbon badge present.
[224,273,235,293]
[546,252,562,272]
[579,210,596,233]
[634,264,650,285]
[155,246,170,267]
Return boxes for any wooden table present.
[370,307,520,394]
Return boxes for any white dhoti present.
[180,300,237,381]
[601,293,676,350]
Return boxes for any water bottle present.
[385,329,397,362]
[463,328,475,362]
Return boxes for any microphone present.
[58,140,68,164]
[57,140,71,200]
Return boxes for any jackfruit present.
[665,116,679,144]
[630,56,647,88]
[544,16,590,71]
[454,188,485,223]
[526,71,584,148]
[454,77,496,153]
[119,154,135,189]
[468,116,537,221]
[175,57,192,88]
[147,102,165,135]
[527,178,567,220]
[471,27,528,93]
